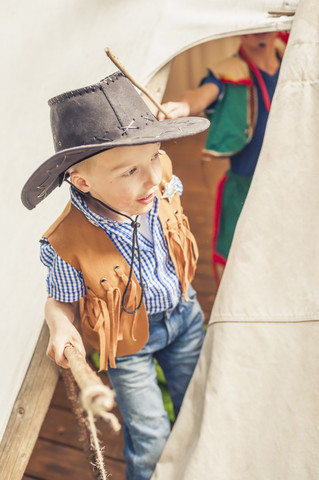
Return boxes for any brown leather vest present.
[44,152,198,370]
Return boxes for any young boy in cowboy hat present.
[21,72,209,480]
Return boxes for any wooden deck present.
[23,133,228,480]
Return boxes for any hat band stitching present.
[141,113,154,125]
[119,120,140,136]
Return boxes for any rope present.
[61,367,110,479]
[64,345,121,431]
[87,410,110,480]
[62,345,121,479]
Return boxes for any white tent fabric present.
[152,0,319,478]
[0,0,296,442]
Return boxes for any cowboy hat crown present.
[21,71,209,210]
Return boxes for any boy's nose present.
[145,165,161,188]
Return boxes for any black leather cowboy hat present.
[21,71,209,210]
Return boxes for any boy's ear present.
[69,171,91,193]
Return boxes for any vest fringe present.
[165,212,199,299]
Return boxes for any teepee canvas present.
[152,0,319,478]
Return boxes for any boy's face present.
[70,142,162,219]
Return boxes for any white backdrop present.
[0,0,296,441]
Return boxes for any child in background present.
[159,32,286,282]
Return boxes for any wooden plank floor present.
[23,132,228,480]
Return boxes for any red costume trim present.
[212,174,228,285]
[238,46,271,112]
[219,76,252,86]
[277,31,290,45]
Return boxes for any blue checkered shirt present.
[40,176,183,314]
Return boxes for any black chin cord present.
[65,179,144,314]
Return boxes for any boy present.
[21,71,209,480]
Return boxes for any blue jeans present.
[107,285,205,480]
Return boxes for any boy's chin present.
[130,201,154,217]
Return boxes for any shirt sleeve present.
[40,240,86,302]
[172,174,183,196]
[199,69,225,113]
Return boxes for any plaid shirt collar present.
[70,187,159,232]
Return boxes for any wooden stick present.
[105,47,171,118]
[64,345,121,432]
[268,10,295,16]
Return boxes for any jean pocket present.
[182,284,197,307]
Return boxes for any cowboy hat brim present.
[21,115,209,210]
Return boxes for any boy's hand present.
[45,297,86,369]
[158,101,190,120]
[46,322,86,369]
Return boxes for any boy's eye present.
[123,167,137,177]
[152,152,160,161]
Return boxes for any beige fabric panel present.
[152,321,319,479]
[211,0,319,323]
